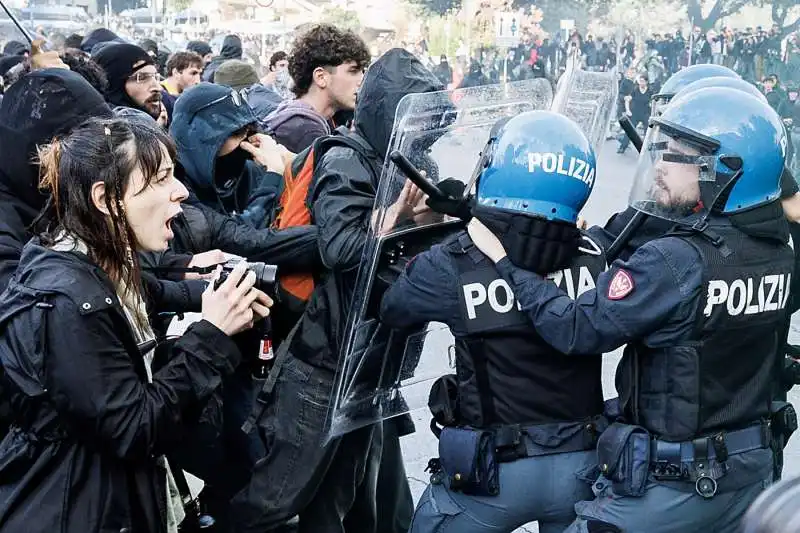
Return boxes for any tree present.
[765,0,800,36]
[320,6,361,32]
[409,0,463,17]
[684,0,751,31]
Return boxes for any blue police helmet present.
[477,110,596,223]
[671,76,768,105]
[657,86,785,214]
[655,64,739,102]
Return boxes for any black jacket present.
[168,202,320,272]
[286,48,444,371]
[0,69,205,315]
[0,240,241,533]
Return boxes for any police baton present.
[605,116,647,262]
[389,150,449,203]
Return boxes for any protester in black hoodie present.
[202,34,242,83]
[232,48,440,533]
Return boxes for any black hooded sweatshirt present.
[202,35,243,83]
[0,69,205,312]
[0,70,113,292]
[285,48,445,372]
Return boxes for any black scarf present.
[472,205,581,275]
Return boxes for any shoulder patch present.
[608,269,634,300]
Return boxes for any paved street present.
[398,138,800,531]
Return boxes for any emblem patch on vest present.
[608,269,634,300]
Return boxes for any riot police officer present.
[467,87,792,532]
[380,111,608,533]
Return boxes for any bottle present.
[254,317,275,379]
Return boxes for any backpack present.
[271,130,375,311]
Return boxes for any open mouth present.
[165,210,182,232]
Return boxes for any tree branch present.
[685,0,703,25]
[782,16,800,37]
[717,0,751,19]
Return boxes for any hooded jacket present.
[265,98,330,154]
[167,82,319,273]
[202,35,242,83]
[0,70,206,320]
[0,69,112,292]
[0,240,241,533]
[286,48,444,372]
[92,43,157,115]
[170,82,281,228]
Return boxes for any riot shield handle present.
[389,150,449,202]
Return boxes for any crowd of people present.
[1,14,800,533]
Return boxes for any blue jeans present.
[410,450,595,533]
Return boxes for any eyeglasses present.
[128,71,162,84]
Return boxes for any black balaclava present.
[214,148,252,192]
[92,43,157,116]
[472,204,582,275]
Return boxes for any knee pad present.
[587,519,623,533]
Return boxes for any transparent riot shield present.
[551,58,619,152]
[325,79,554,442]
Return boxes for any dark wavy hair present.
[289,24,370,97]
[60,49,108,94]
[35,117,176,301]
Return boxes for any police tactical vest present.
[450,231,607,428]
[618,221,795,441]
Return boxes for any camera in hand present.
[213,259,279,379]
[213,260,278,294]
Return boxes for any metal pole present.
[0,0,33,45]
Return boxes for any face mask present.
[214,146,252,188]
[471,205,581,275]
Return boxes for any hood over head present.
[0,69,112,212]
[3,40,29,57]
[92,43,155,112]
[169,82,258,194]
[80,28,122,53]
[354,48,445,161]
[219,35,243,60]
[187,40,212,57]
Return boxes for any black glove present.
[425,178,473,221]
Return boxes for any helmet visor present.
[628,122,721,222]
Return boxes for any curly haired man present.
[265,24,371,153]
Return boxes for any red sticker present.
[608,269,634,300]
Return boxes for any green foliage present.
[320,5,362,32]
